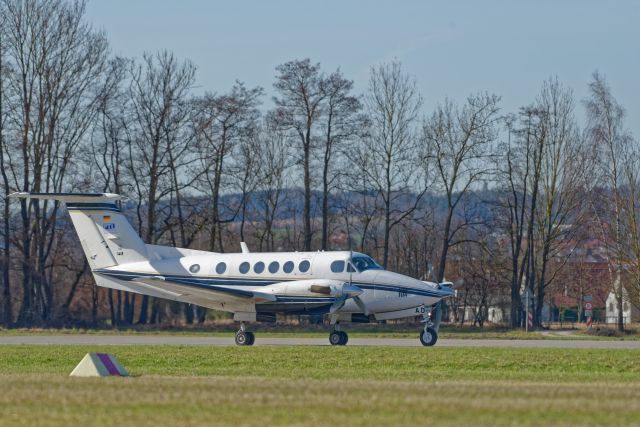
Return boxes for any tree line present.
[0,0,638,329]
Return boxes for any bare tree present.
[126,51,196,323]
[363,61,423,268]
[273,59,326,251]
[317,69,362,250]
[193,81,263,252]
[530,78,591,327]
[0,8,11,326]
[584,71,634,331]
[422,92,501,282]
[2,0,109,325]
[254,114,291,251]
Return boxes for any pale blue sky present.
[86,0,639,134]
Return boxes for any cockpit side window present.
[330,260,345,273]
[352,256,382,272]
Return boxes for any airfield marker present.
[69,352,129,377]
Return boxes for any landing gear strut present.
[329,323,348,346]
[235,322,255,346]
[419,304,440,346]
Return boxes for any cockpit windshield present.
[351,256,382,272]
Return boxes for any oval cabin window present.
[269,261,279,274]
[189,264,200,274]
[254,262,265,274]
[239,262,250,274]
[216,262,226,274]
[330,260,345,273]
[283,261,294,273]
[299,260,311,273]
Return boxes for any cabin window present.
[299,260,311,273]
[254,261,265,274]
[189,264,200,274]
[216,262,226,274]
[283,261,294,273]
[330,260,345,273]
[239,262,250,274]
[269,261,279,274]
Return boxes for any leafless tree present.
[1,0,109,325]
[83,56,137,325]
[193,81,263,252]
[317,69,363,250]
[273,59,326,251]
[530,78,591,327]
[253,114,291,251]
[363,61,423,268]
[584,71,634,331]
[422,92,501,282]
[126,51,196,323]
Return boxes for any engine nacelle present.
[261,279,362,298]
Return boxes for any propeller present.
[326,251,366,314]
[348,247,370,316]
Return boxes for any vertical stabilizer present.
[9,192,148,269]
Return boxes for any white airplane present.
[10,192,454,346]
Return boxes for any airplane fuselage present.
[94,250,452,320]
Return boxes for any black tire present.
[235,331,249,346]
[420,327,438,346]
[246,331,255,346]
[329,331,343,346]
[340,331,349,346]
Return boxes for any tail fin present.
[9,192,148,269]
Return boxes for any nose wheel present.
[235,323,255,346]
[420,326,438,346]
[329,329,348,346]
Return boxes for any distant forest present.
[0,0,638,330]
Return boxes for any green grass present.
[0,345,639,426]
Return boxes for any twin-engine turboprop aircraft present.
[10,192,454,346]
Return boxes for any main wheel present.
[329,331,343,346]
[339,331,348,345]
[420,327,438,346]
[246,331,255,346]
[235,331,249,346]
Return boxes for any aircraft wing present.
[129,276,277,303]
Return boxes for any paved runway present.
[1,335,639,348]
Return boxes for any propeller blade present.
[353,296,369,316]
[329,299,345,313]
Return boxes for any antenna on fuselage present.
[240,242,250,254]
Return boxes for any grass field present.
[0,345,639,426]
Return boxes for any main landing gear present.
[329,324,348,346]
[235,322,255,346]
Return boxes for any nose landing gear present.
[420,326,438,346]
[419,303,440,346]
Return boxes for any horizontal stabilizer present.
[9,192,126,203]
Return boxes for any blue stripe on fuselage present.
[93,269,443,299]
